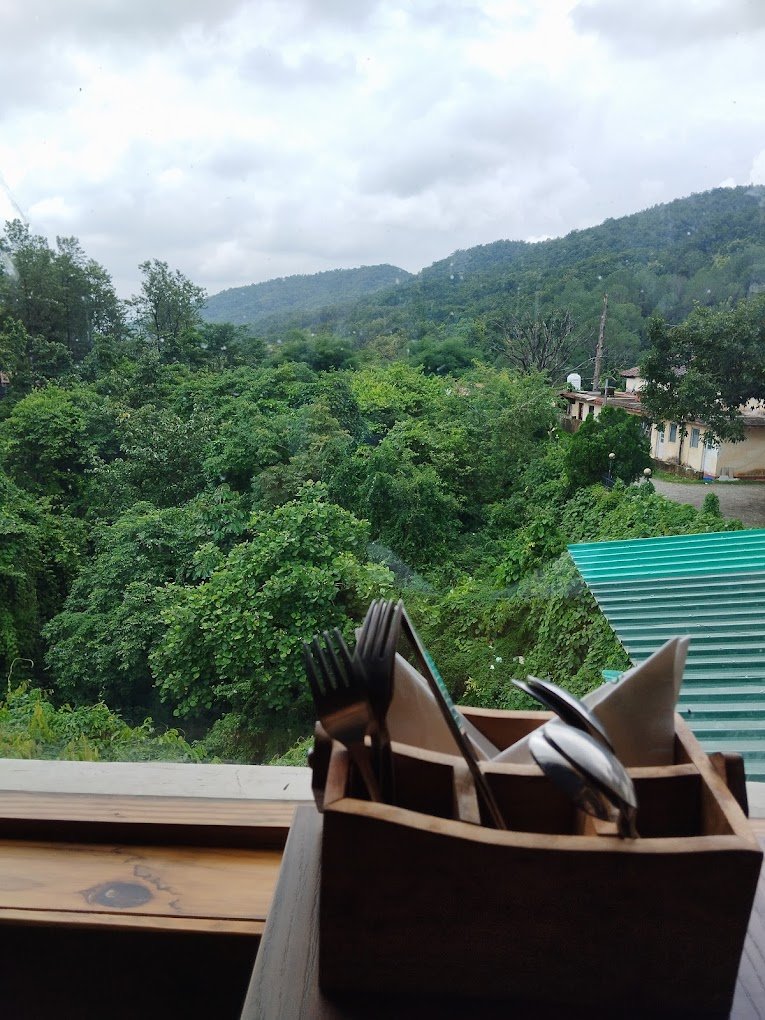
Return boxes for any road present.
[652,477,765,528]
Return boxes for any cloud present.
[1,0,764,299]
[0,0,247,49]
[237,47,357,89]
[572,0,765,55]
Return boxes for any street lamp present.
[607,451,616,482]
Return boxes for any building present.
[560,368,765,480]
[560,382,644,432]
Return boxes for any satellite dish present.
[566,372,582,391]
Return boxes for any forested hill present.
[422,185,765,282]
[218,186,765,374]
[202,263,412,326]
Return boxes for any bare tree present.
[489,308,575,378]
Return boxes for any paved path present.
[652,478,765,528]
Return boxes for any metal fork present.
[355,599,402,803]
[303,628,382,802]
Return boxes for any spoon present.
[543,721,638,839]
[528,727,615,824]
[512,676,614,752]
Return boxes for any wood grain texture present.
[0,839,281,934]
[0,791,302,848]
[314,714,762,1016]
[242,806,765,1019]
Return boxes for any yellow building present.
[561,370,765,480]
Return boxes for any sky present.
[1,0,764,299]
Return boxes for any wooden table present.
[241,806,765,1019]
[0,794,304,1020]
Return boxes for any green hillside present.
[202,263,413,326]
[214,186,765,377]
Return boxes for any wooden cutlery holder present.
[313,710,762,1016]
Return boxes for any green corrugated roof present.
[569,529,765,780]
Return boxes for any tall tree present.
[640,296,765,442]
[129,259,206,362]
[0,221,123,362]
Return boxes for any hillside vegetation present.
[203,264,412,327]
[206,186,765,379]
[0,191,753,763]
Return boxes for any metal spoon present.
[512,676,614,752]
[529,727,615,824]
[543,721,638,839]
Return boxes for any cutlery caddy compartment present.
[314,710,762,1016]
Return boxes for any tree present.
[198,321,264,368]
[640,296,765,443]
[43,489,249,716]
[151,484,392,744]
[0,383,119,507]
[0,221,123,363]
[129,259,206,362]
[0,467,85,680]
[53,235,125,357]
[269,330,358,371]
[409,335,476,375]
[0,316,73,396]
[87,403,214,516]
[353,432,464,565]
[565,405,651,489]
[488,308,576,378]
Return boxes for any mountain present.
[202,187,765,373]
[202,264,412,327]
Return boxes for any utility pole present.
[592,293,608,390]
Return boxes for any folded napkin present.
[386,652,494,761]
[493,636,690,767]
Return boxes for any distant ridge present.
[202,264,412,327]
[202,187,765,373]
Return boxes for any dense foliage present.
[0,207,751,763]
[0,682,202,762]
[565,406,652,487]
[640,295,765,442]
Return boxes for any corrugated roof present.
[569,529,765,780]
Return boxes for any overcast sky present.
[1,0,764,299]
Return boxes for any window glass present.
[690,428,701,448]
[669,423,678,442]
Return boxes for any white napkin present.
[386,652,494,761]
[493,636,690,767]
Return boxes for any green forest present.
[0,189,757,765]
[202,185,765,384]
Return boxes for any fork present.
[355,599,402,803]
[303,628,382,803]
